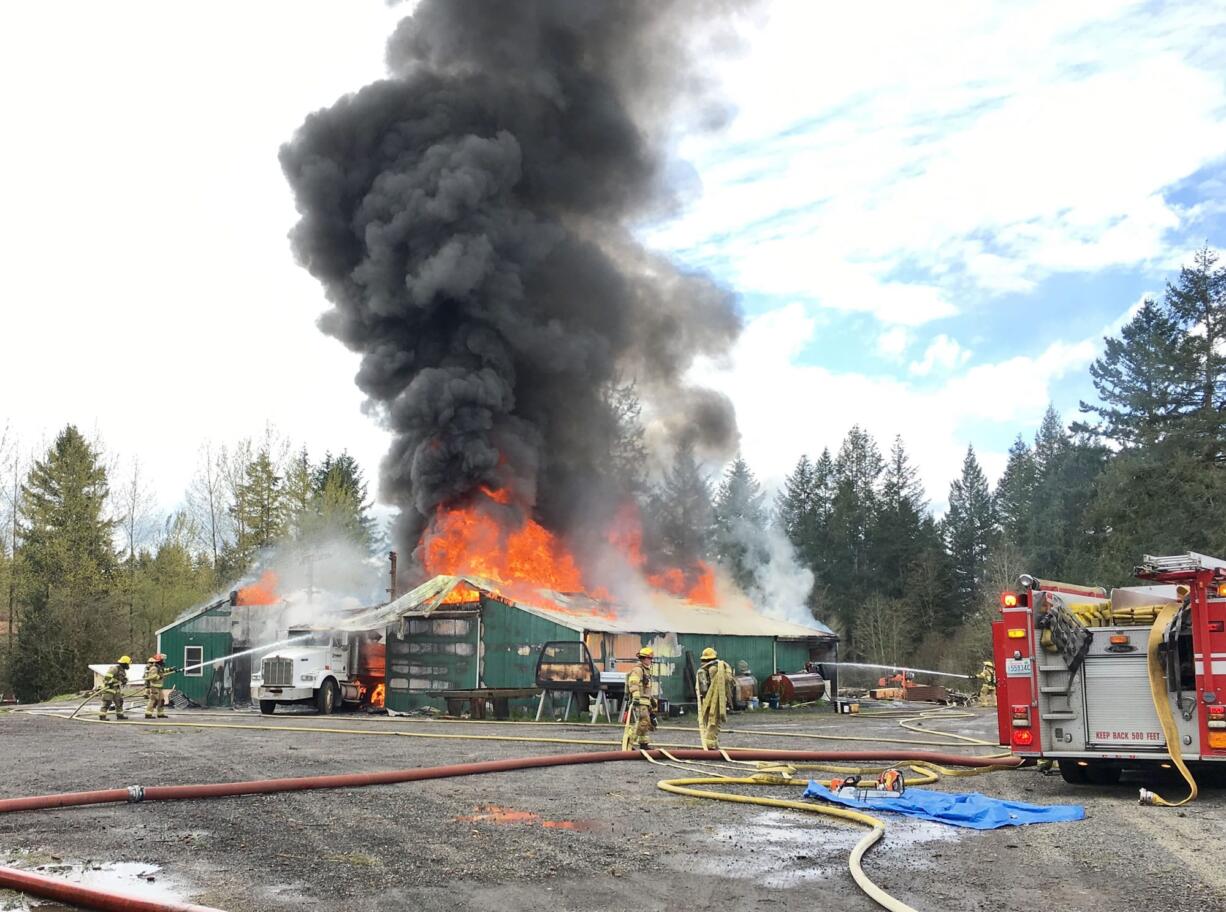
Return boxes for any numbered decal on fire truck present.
[1005,657,1032,677]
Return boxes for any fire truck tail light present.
[1007,628,1026,639]
[1109,635,1129,645]
[1209,706,1226,729]
[1000,592,1019,608]
[1011,705,1031,727]
[1216,583,1226,598]
[1011,729,1034,746]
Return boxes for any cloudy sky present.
[2,1,1224,519]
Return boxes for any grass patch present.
[324,852,381,868]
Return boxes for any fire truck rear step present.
[1041,711,1077,721]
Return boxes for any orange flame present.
[236,570,280,606]
[420,489,719,612]
[369,682,386,708]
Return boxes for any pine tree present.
[712,456,767,591]
[227,446,286,571]
[870,436,929,597]
[1166,246,1226,455]
[775,455,816,556]
[825,427,884,638]
[994,435,1036,548]
[1075,299,1187,448]
[313,452,376,551]
[284,447,318,543]
[650,440,714,569]
[12,426,118,700]
[943,445,995,622]
[603,379,649,498]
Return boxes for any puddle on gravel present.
[0,858,190,909]
[673,809,961,889]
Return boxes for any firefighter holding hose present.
[99,656,130,721]
[143,653,175,719]
[623,647,656,750]
[977,660,997,707]
[696,646,733,750]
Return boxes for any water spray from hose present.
[825,661,971,680]
[174,634,313,678]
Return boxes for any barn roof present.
[338,574,836,639]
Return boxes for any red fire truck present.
[993,552,1226,794]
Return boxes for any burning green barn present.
[340,575,838,714]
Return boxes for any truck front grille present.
[262,657,294,687]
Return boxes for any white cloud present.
[909,335,971,376]
[652,0,1226,324]
[689,303,1112,506]
[876,327,911,359]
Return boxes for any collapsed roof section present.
[338,574,836,640]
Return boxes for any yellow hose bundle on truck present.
[1140,601,1197,806]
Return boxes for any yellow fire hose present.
[1141,601,1198,806]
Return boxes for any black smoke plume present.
[281,0,745,567]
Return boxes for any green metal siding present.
[675,634,780,699]
[775,639,813,674]
[385,612,480,712]
[480,598,579,688]
[156,604,233,706]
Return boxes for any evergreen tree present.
[313,452,376,551]
[1166,246,1226,454]
[227,445,286,572]
[1075,299,1187,448]
[602,379,649,498]
[12,426,117,700]
[284,447,317,543]
[712,456,767,591]
[650,440,714,569]
[943,445,995,622]
[775,454,817,557]
[825,427,884,638]
[994,435,1036,548]
[870,436,928,598]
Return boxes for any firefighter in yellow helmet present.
[99,656,131,721]
[696,646,734,750]
[143,653,176,719]
[977,660,997,707]
[623,647,657,750]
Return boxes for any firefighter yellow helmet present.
[700,647,717,661]
[983,660,994,667]
[118,655,131,665]
[636,646,653,659]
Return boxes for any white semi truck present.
[251,628,386,715]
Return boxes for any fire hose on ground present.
[0,746,1019,912]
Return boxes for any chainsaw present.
[827,768,906,800]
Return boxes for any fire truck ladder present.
[1035,596,1092,721]
[1138,551,1226,574]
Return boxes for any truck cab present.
[251,628,377,715]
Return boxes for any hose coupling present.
[1138,788,1157,806]
[126,786,145,804]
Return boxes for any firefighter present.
[977,660,997,707]
[99,656,131,721]
[696,646,734,750]
[624,646,656,749]
[143,653,175,719]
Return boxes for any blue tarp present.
[802,782,1085,829]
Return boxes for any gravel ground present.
[1,703,1224,912]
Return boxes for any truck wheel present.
[259,700,277,715]
[1058,761,1089,784]
[316,680,338,715]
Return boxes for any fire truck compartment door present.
[1083,656,1166,749]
